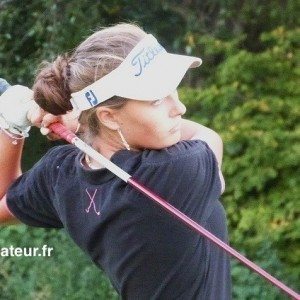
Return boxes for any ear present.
[95,107,120,131]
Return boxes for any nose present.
[169,93,186,117]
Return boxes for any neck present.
[84,135,120,170]
[91,129,125,160]
[85,128,139,169]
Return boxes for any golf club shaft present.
[49,122,299,300]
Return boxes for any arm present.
[0,195,21,225]
[0,84,43,225]
[180,118,225,193]
[0,112,79,226]
[0,84,34,224]
[0,83,79,225]
[0,132,24,224]
[0,131,24,198]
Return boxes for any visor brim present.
[115,52,202,101]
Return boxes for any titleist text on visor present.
[0,245,53,257]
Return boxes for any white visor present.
[70,34,202,111]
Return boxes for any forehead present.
[115,99,156,117]
[123,98,153,110]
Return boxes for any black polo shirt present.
[7,140,231,299]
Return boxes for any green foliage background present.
[0,1,299,299]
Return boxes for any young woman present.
[0,23,230,299]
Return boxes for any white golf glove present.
[0,85,38,137]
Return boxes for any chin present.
[163,135,181,148]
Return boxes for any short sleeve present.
[131,139,222,224]
[6,148,63,228]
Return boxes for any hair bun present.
[33,54,73,115]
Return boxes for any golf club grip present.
[49,122,77,144]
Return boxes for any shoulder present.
[137,140,220,194]
[140,139,215,165]
[8,145,79,198]
[20,144,80,185]
[43,144,79,161]
[38,144,79,170]
[119,139,220,193]
[115,140,218,176]
[125,140,222,221]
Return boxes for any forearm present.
[0,107,79,199]
[180,118,223,167]
[180,118,225,193]
[0,131,24,198]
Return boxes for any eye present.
[152,98,164,106]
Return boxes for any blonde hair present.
[33,23,147,142]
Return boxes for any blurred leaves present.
[180,26,300,297]
[0,228,118,299]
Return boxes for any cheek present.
[122,107,160,133]
[120,104,178,148]
[128,117,178,148]
[143,123,164,139]
[126,118,162,139]
[138,113,169,137]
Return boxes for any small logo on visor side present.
[131,43,165,76]
[85,90,99,107]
